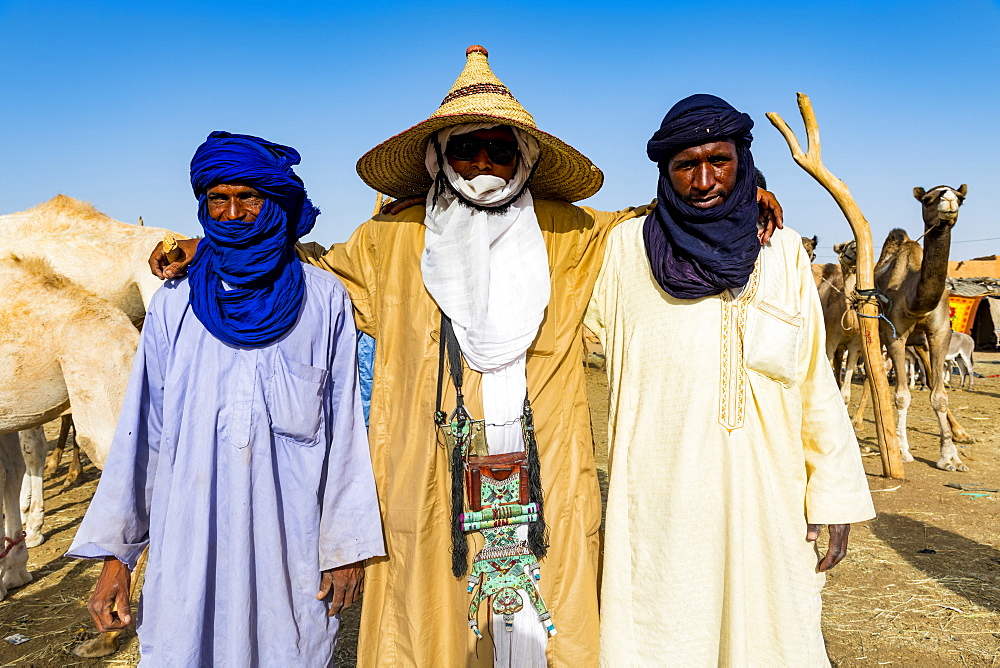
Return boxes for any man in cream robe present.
[585,95,875,666]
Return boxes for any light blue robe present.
[68,263,385,667]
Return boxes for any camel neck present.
[912,225,952,314]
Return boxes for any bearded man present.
[585,95,875,666]
[151,51,783,667]
[70,132,384,666]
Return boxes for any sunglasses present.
[445,135,520,165]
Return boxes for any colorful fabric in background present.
[948,294,981,335]
[188,131,320,348]
[643,94,760,300]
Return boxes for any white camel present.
[1,195,179,553]
[0,194,173,325]
[944,331,975,389]
[0,255,140,596]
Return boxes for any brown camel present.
[801,235,818,262]
[875,185,970,471]
[815,241,868,405]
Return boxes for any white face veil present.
[421,123,549,373]
[421,123,552,668]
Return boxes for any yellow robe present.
[585,221,876,667]
[299,200,648,667]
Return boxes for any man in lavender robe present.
[68,132,384,666]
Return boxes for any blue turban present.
[643,94,760,300]
[187,131,319,348]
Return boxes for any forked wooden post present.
[767,93,905,479]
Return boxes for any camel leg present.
[885,338,914,463]
[915,344,973,446]
[0,436,8,602]
[44,414,73,476]
[66,435,83,487]
[18,428,46,547]
[60,416,82,488]
[851,378,870,430]
[924,330,968,471]
[841,344,862,404]
[831,347,845,385]
[0,433,32,592]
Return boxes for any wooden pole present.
[767,93,905,479]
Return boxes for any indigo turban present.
[643,94,761,299]
[188,131,320,347]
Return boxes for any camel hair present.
[875,184,971,471]
[0,255,139,597]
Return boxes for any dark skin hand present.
[149,182,263,279]
[808,523,851,572]
[87,557,132,632]
[316,562,365,616]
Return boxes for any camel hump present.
[819,262,841,281]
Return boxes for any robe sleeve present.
[317,288,385,570]
[574,202,655,303]
[296,222,379,336]
[796,243,876,525]
[65,297,167,570]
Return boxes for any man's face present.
[206,183,265,222]
[445,127,519,183]
[667,140,739,209]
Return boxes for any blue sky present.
[1,0,998,263]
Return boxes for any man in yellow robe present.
[585,95,875,666]
[153,53,782,667]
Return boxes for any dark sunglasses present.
[445,135,520,165]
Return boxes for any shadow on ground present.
[871,513,1000,614]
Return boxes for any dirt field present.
[1,355,998,666]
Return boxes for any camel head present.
[801,235,818,262]
[913,184,967,231]
[833,240,857,277]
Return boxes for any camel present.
[0,255,139,594]
[1,196,180,547]
[801,235,818,262]
[943,331,975,389]
[816,240,863,403]
[44,412,81,483]
[875,184,970,471]
[0,194,177,325]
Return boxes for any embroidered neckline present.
[718,258,761,431]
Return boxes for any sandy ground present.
[1,354,998,666]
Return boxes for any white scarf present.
[422,123,550,456]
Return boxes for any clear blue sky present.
[2,0,998,263]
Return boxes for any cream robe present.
[298,199,649,668]
[585,220,875,667]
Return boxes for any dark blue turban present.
[643,94,760,300]
[188,131,320,348]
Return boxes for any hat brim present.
[356,113,604,203]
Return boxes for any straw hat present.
[356,45,604,203]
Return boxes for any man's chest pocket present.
[268,350,327,446]
[744,299,802,388]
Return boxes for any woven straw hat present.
[356,45,603,203]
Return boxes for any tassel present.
[523,398,548,559]
[451,438,468,577]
